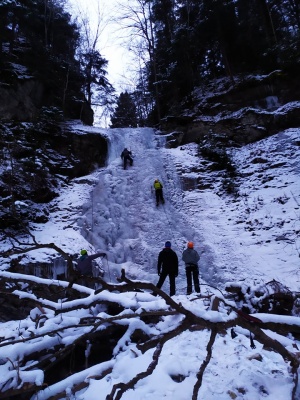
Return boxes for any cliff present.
[0,120,107,228]
[160,71,300,147]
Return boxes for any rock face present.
[0,79,44,121]
[160,71,300,146]
[0,121,108,227]
[36,123,108,179]
[0,77,94,125]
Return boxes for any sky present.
[67,0,136,93]
[67,0,138,126]
[1,121,299,398]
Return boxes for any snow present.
[0,124,300,399]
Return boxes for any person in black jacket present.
[155,241,178,296]
[120,148,133,169]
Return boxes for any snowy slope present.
[1,124,300,400]
[12,124,299,295]
[75,126,300,294]
[164,128,300,291]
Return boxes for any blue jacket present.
[77,252,105,276]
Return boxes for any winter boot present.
[187,286,192,295]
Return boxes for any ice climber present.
[120,148,133,169]
[153,179,165,206]
[77,249,106,276]
[182,242,200,295]
[155,241,178,296]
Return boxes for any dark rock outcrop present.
[0,79,44,121]
[160,71,300,146]
[0,74,94,125]
[0,121,108,227]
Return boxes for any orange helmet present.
[187,242,194,249]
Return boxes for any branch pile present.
[0,270,299,400]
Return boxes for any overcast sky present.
[67,0,136,93]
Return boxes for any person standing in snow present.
[182,242,200,295]
[120,148,133,169]
[76,249,106,276]
[155,241,178,296]
[153,179,165,206]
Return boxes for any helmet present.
[187,242,194,249]
[80,249,87,255]
[155,179,158,182]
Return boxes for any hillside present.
[0,119,299,399]
[1,1,300,397]
[161,72,300,146]
[0,55,300,398]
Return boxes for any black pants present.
[185,264,200,294]
[156,270,176,296]
[123,155,133,169]
[77,274,95,289]
[155,188,165,205]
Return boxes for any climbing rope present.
[91,186,94,247]
[102,255,111,282]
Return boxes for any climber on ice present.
[121,148,133,170]
[153,179,165,206]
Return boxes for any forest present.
[0,0,299,126]
[110,0,300,125]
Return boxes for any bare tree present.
[114,0,161,122]
[74,0,116,118]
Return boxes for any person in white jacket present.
[182,242,200,295]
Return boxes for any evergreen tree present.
[0,0,83,119]
[80,49,112,107]
[110,92,138,128]
[0,0,114,124]
[143,0,300,120]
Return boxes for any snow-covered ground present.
[1,124,299,399]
